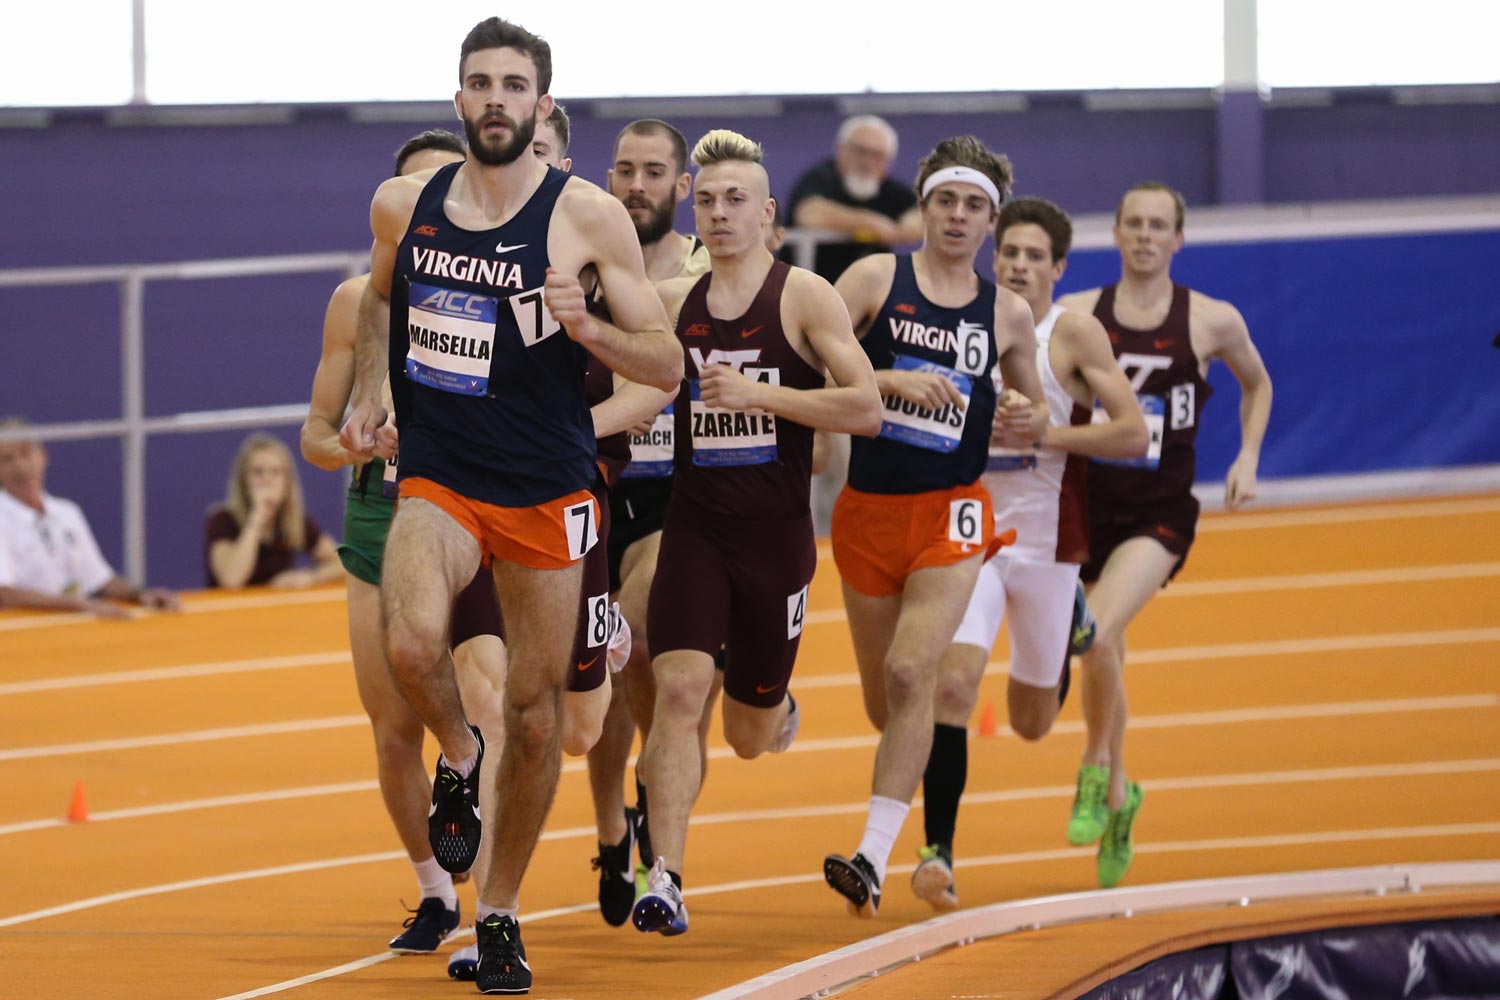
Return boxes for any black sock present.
[635,776,654,867]
[667,869,683,891]
[922,723,968,851]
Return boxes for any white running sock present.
[855,795,911,884]
[413,856,458,908]
[476,901,518,922]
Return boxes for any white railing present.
[0,253,365,581]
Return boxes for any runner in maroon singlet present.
[1056,182,1273,888]
[630,129,882,938]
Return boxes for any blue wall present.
[2,95,1497,587]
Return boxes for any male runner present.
[1058,182,1272,887]
[914,196,1146,910]
[339,17,681,995]
[631,129,882,937]
[822,136,1048,919]
[585,117,718,927]
[301,129,510,961]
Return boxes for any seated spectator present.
[783,114,923,281]
[0,417,180,618]
[205,432,342,588]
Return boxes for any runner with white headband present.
[821,135,1049,918]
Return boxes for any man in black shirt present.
[784,115,922,282]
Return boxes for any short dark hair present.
[997,197,1073,261]
[393,129,465,176]
[914,135,1014,207]
[614,119,689,176]
[543,103,571,154]
[460,17,552,95]
[1116,181,1186,232]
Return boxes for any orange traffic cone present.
[977,701,998,738]
[67,781,90,823]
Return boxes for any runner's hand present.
[339,401,390,461]
[545,268,599,346]
[886,369,964,411]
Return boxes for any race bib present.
[381,452,400,499]
[688,372,779,467]
[878,354,970,453]
[949,497,984,544]
[622,402,674,479]
[404,281,497,396]
[584,592,610,649]
[1094,394,1164,469]
[787,584,809,640]
[986,445,1038,472]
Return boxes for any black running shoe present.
[428,725,484,874]
[634,777,654,869]
[475,913,531,995]
[593,807,638,927]
[823,852,881,918]
[388,897,460,953]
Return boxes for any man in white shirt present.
[0,419,179,618]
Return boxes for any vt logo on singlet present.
[687,347,782,467]
[1091,352,1188,470]
[405,282,498,396]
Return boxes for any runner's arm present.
[1043,313,1147,460]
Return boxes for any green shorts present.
[338,468,396,586]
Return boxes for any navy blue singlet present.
[389,162,595,507]
[847,255,999,494]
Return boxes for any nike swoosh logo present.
[740,325,764,339]
[495,242,528,254]
[1153,339,1174,349]
[755,683,778,694]
[577,656,600,672]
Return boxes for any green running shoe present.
[1067,765,1110,845]
[1096,782,1144,888]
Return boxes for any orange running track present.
[1,495,1497,999]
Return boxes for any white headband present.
[920,165,1001,207]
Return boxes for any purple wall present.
[2,92,1496,588]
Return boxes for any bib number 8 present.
[949,498,983,544]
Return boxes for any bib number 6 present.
[949,498,983,544]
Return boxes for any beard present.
[841,172,880,201]
[462,107,537,167]
[625,191,676,245]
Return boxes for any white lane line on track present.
[0,588,346,632]
[10,558,1498,690]
[196,818,1500,999]
[0,715,368,762]
[4,643,1498,764]
[0,652,350,696]
[13,755,1497,840]
[1195,496,1500,532]
[4,755,1497,916]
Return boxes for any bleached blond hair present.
[691,129,764,168]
